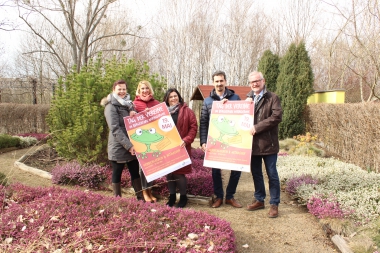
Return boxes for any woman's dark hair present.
[163,88,184,106]
[112,79,127,90]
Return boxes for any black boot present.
[166,194,176,207]
[176,194,188,208]
[132,178,144,201]
[112,183,121,197]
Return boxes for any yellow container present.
[307,89,345,104]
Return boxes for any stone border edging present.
[14,144,52,180]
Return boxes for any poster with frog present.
[204,101,254,172]
[124,103,191,182]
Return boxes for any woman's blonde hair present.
[136,80,154,96]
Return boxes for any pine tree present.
[257,50,280,92]
[47,57,166,163]
[277,41,314,139]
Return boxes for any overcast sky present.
[0,0,340,77]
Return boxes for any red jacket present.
[173,103,198,174]
[133,95,160,112]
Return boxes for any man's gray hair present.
[248,71,263,79]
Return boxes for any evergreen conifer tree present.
[277,41,314,139]
[47,57,166,163]
[257,50,280,92]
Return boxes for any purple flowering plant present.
[51,148,213,197]
[307,194,354,219]
[285,174,319,196]
[52,162,109,189]
[153,148,213,197]
[0,184,235,252]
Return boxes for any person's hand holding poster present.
[204,101,254,172]
[124,103,191,182]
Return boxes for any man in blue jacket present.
[200,70,242,208]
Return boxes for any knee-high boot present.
[112,183,122,197]
[177,194,188,208]
[132,178,144,201]
[166,194,176,207]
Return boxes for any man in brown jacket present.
[246,71,283,218]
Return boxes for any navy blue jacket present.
[199,87,240,145]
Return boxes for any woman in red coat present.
[163,88,198,208]
[133,80,160,203]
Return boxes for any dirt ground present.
[0,147,338,253]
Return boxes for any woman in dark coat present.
[163,88,198,208]
[101,79,142,200]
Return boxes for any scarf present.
[168,103,180,114]
[108,93,134,110]
[139,94,153,102]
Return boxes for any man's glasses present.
[249,79,263,84]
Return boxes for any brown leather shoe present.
[247,200,265,211]
[268,204,278,218]
[225,198,243,208]
[211,198,223,208]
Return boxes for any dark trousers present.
[111,159,140,183]
[212,168,241,200]
[250,154,280,205]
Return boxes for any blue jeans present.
[250,154,280,205]
[212,168,241,200]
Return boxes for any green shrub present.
[257,49,280,93]
[277,41,314,139]
[0,172,8,186]
[47,57,166,164]
[0,134,20,149]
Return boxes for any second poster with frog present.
[204,101,254,172]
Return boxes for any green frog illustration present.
[130,127,164,159]
[210,116,239,149]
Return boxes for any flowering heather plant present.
[0,184,235,252]
[307,194,354,219]
[285,174,319,196]
[153,148,213,197]
[51,162,109,189]
[190,147,205,160]
[53,148,213,196]
[278,155,380,225]
[187,158,213,196]
[15,133,49,141]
